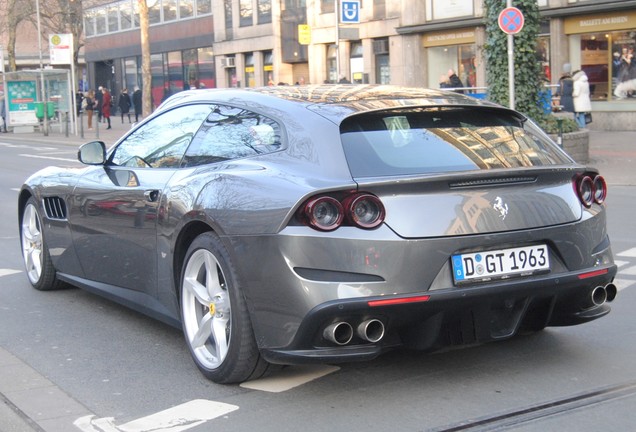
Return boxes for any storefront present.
[423,28,477,91]
[565,10,636,102]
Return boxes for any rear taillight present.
[344,193,385,229]
[300,192,385,231]
[302,196,343,231]
[574,174,607,207]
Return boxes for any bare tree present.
[3,0,35,72]
[139,0,152,117]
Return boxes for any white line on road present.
[73,399,239,432]
[0,269,21,277]
[240,364,340,393]
[18,154,78,162]
[0,142,57,150]
[617,247,636,258]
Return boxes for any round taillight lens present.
[303,196,343,231]
[578,176,594,208]
[345,193,385,229]
[593,175,607,204]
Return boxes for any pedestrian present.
[132,86,142,122]
[446,69,465,93]
[557,63,575,113]
[572,69,592,128]
[84,90,96,130]
[0,92,7,132]
[118,88,132,123]
[101,87,112,129]
[75,88,84,117]
[95,86,104,123]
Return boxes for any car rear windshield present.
[340,107,571,178]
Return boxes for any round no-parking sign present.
[498,7,524,35]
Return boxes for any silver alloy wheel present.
[21,203,43,284]
[182,248,231,370]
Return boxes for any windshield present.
[340,107,571,178]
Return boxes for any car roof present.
[157,84,508,124]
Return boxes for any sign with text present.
[49,33,73,65]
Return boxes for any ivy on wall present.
[484,0,544,121]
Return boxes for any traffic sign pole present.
[498,2,525,110]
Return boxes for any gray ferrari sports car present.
[18,85,617,383]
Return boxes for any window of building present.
[321,0,334,14]
[244,53,255,87]
[183,49,199,89]
[149,1,161,24]
[350,42,364,83]
[84,11,96,37]
[163,0,177,22]
[428,44,475,91]
[258,0,272,24]
[180,0,194,19]
[151,53,166,108]
[263,50,274,85]
[197,0,212,15]
[373,38,390,84]
[373,0,386,20]
[124,57,139,93]
[107,5,119,32]
[327,44,337,83]
[198,47,216,88]
[121,2,133,30]
[167,51,184,93]
[240,0,253,27]
[95,8,107,35]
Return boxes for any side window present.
[110,104,212,168]
[182,105,282,167]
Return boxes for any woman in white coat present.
[572,70,592,128]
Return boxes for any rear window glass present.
[340,107,571,178]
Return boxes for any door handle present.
[144,190,159,202]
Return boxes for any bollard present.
[556,118,563,148]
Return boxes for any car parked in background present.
[19,85,618,383]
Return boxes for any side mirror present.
[78,141,106,165]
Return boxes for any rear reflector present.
[578,269,609,280]
[368,295,431,307]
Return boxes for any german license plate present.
[452,244,550,283]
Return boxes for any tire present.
[20,197,63,291]
[180,232,269,384]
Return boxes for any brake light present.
[574,174,607,207]
[300,192,386,231]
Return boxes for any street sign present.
[298,24,311,45]
[498,7,524,35]
[341,0,361,24]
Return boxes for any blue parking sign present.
[341,0,360,24]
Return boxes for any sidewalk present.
[3,113,136,147]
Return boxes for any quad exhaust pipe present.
[323,319,385,345]
[590,283,618,306]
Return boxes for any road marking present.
[618,265,636,276]
[0,269,21,277]
[74,399,238,432]
[614,278,633,291]
[617,247,636,258]
[0,142,57,150]
[18,154,77,162]
[240,364,340,393]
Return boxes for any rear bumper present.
[261,264,617,365]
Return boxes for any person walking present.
[557,64,575,114]
[0,92,7,132]
[132,86,142,122]
[85,90,96,130]
[118,88,132,123]
[572,70,592,129]
[102,87,112,129]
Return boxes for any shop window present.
[197,47,216,88]
[245,53,256,87]
[428,44,476,91]
[327,45,337,83]
[183,49,199,89]
[264,50,274,85]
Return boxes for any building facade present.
[76,0,636,129]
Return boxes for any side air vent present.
[43,197,68,220]
[449,177,537,189]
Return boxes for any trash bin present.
[34,101,56,120]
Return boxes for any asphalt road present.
[0,128,635,432]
